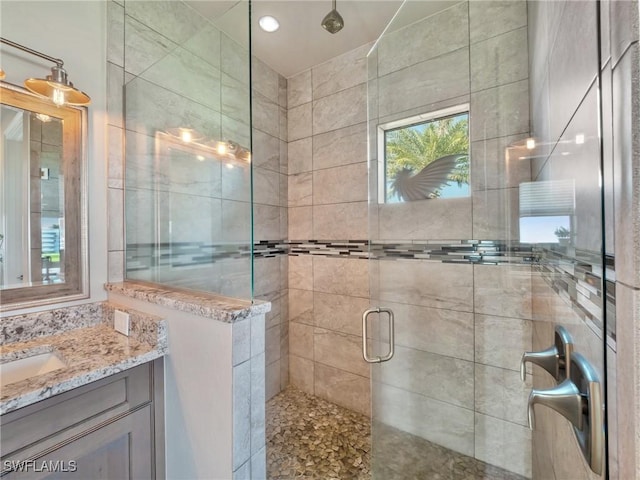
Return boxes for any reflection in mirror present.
[0,83,87,310]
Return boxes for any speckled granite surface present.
[0,302,167,415]
[105,281,271,322]
[1,303,103,345]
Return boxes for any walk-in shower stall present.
[118,0,632,477]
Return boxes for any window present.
[379,106,470,203]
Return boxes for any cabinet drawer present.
[1,364,151,458]
[1,406,153,479]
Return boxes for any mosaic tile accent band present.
[536,246,616,342]
[126,240,616,342]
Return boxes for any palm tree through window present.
[384,111,470,203]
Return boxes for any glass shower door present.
[366,1,610,479]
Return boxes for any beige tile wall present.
[528,0,640,478]
[286,2,533,476]
[286,41,372,415]
[106,1,289,401]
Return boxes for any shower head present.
[321,0,344,34]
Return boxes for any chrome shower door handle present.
[527,378,583,431]
[362,307,395,364]
[520,325,574,382]
[527,352,604,475]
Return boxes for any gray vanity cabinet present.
[0,360,164,479]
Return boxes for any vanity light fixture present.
[166,127,204,143]
[259,15,280,33]
[0,68,5,80]
[0,37,91,106]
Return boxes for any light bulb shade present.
[321,8,344,34]
[24,66,90,106]
[166,127,204,143]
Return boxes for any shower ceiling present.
[186,0,456,78]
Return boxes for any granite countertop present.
[105,281,271,323]
[0,302,167,415]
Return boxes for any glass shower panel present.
[367,1,608,479]
[123,0,253,298]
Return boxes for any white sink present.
[0,352,67,387]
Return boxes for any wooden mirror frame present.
[0,83,88,311]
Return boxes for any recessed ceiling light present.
[259,15,280,33]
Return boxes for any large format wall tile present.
[313,292,369,337]
[474,264,532,319]
[312,84,367,135]
[314,363,370,415]
[312,122,367,170]
[108,1,124,67]
[288,138,312,174]
[379,261,473,312]
[377,2,468,77]
[470,79,530,141]
[616,283,640,479]
[474,363,531,426]
[313,328,369,378]
[289,355,314,394]
[380,345,474,409]
[312,202,368,240]
[470,27,529,92]
[252,91,279,139]
[381,301,474,361]
[312,43,369,100]
[125,0,206,46]
[378,48,470,118]
[288,173,312,207]
[288,102,312,141]
[470,134,530,190]
[288,288,314,325]
[474,413,532,478]
[469,0,527,43]
[288,206,312,240]
[472,187,520,240]
[183,23,221,70]
[287,69,312,108]
[288,255,313,291]
[253,167,280,206]
[126,76,222,140]
[378,197,472,241]
[253,129,280,172]
[475,314,532,372]
[289,322,314,360]
[221,199,251,243]
[221,33,249,84]
[312,162,368,204]
[548,0,598,144]
[124,14,177,77]
[374,383,474,457]
[252,57,279,103]
[165,193,222,244]
[221,72,249,123]
[613,44,640,288]
[142,46,222,112]
[254,257,281,297]
[313,257,369,298]
[610,0,639,65]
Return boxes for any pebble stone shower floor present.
[266,387,528,480]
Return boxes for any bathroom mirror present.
[0,83,87,311]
